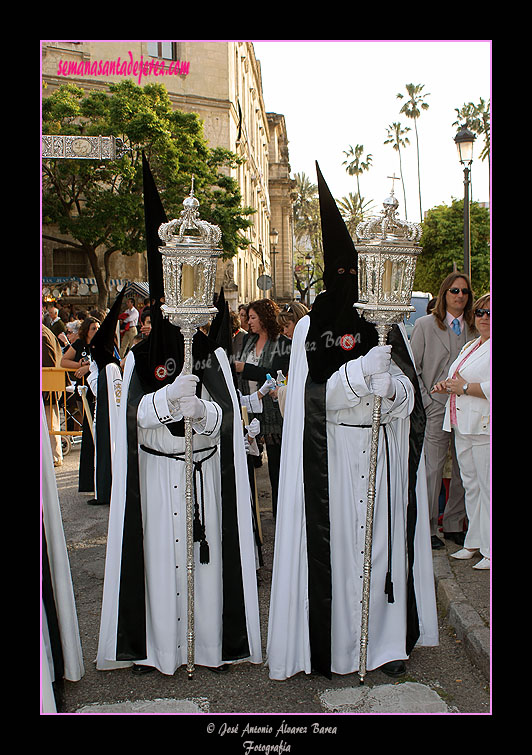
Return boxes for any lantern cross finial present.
[387,173,400,194]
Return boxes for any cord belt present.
[140,444,217,564]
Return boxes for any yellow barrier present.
[42,367,86,437]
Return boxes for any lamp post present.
[270,228,279,300]
[305,252,312,306]
[158,180,222,679]
[453,125,476,281]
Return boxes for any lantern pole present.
[354,187,422,684]
[158,180,222,679]
[182,321,197,680]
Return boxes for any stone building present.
[41,40,294,312]
[267,113,296,303]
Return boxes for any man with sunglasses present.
[411,273,476,549]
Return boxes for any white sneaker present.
[450,548,479,560]
[473,557,490,570]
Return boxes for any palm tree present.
[293,172,323,255]
[384,122,411,219]
[292,172,324,292]
[397,83,430,222]
[336,192,375,236]
[293,172,318,233]
[342,144,373,206]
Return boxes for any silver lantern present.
[354,187,422,684]
[158,179,223,679]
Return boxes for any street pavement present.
[47,444,491,723]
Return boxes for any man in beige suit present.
[410,273,476,549]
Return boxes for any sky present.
[252,40,491,225]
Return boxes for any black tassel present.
[193,506,202,542]
[199,538,210,564]
[385,572,395,603]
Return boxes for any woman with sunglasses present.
[431,293,491,569]
[276,301,309,339]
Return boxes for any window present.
[53,248,90,279]
[147,41,177,60]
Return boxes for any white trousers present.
[454,429,490,558]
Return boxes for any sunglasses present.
[474,308,490,318]
[282,304,293,312]
[448,287,471,295]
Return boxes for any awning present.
[42,277,124,287]
[121,281,149,298]
[42,278,147,295]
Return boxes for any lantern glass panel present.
[358,258,368,301]
[382,259,393,297]
[391,260,405,297]
[181,264,200,303]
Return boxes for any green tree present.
[415,199,490,296]
[42,81,254,308]
[384,122,411,219]
[342,144,373,207]
[397,83,430,222]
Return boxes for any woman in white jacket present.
[431,294,490,569]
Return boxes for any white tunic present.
[267,316,438,680]
[96,347,262,675]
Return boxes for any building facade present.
[267,113,296,303]
[41,40,294,312]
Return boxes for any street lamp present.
[454,125,476,281]
[304,252,312,306]
[270,228,279,300]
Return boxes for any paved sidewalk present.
[432,536,490,681]
[48,446,490,715]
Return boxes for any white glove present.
[243,437,251,454]
[259,376,277,395]
[369,372,395,399]
[246,418,261,438]
[360,345,392,377]
[167,372,199,403]
[179,394,206,421]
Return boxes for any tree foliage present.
[292,172,323,300]
[342,144,373,206]
[415,199,490,297]
[42,81,254,307]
